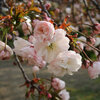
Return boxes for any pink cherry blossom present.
[0,41,13,60]
[47,51,82,76]
[34,29,70,63]
[88,61,100,79]
[94,23,100,34]
[14,37,46,68]
[47,93,52,99]
[45,3,51,10]
[34,21,55,42]
[32,19,40,28]
[58,89,70,100]
[0,50,10,60]
[28,35,36,45]
[95,37,100,46]
[51,78,65,90]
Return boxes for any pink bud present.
[45,3,51,10]
[55,8,60,13]
[32,66,40,73]
[82,60,90,69]
[43,13,51,21]
[47,93,52,99]
[93,23,100,34]
[27,1,32,7]
[51,78,65,90]
[88,61,100,79]
[0,50,10,60]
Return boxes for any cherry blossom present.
[95,37,100,46]
[51,78,65,90]
[34,21,55,42]
[47,51,82,76]
[0,50,11,60]
[58,89,70,100]
[88,61,100,79]
[34,29,70,63]
[14,37,45,68]
[0,41,13,60]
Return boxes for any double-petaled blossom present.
[13,37,46,68]
[88,61,100,79]
[34,21,55,43]
[47,51,82,76]
[35,29,70,63]
[58,89,70,100]
[0,41,13,60]
[14,21,82,78]
[51,78,65,90]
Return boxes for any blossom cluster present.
[0,19,100,99]
[14,21,82,76]
[13,20,83,99]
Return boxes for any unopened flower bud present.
[32,66,40,73]
[0,50,10,60]
[47,93,52,99]
[45,3,51,10]
[93,23,100,34]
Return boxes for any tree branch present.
[14,52,30,82]
[91,0,100,11]
[12,34,30,82]
[72,0,75,23]
[79,40,100,53]
[83,0,94,25]
[37,0,51,18]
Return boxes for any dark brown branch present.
[72,0,75,23]
[12,34,30,82]
[38,0,51,18]
[83,0,94,25]
[14,52,30,82]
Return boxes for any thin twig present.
[83,0,94,25]
[12,34,30,82]
[75,43,93,62]
[72,0,75,22]
[38,0,51,18]
[91,0,100,11]
[38,0,57,26]
[79,40,100,52]
[14,52,30,82]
